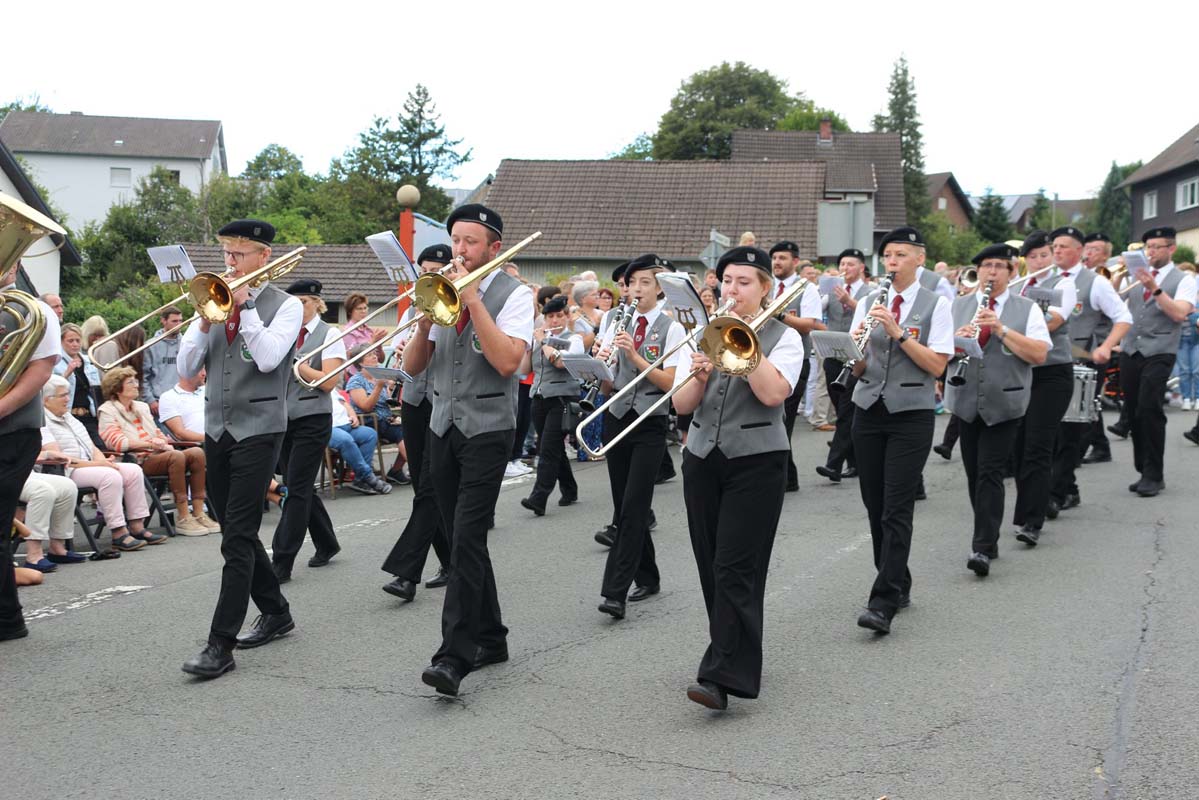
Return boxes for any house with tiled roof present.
[1120,122,1199,251]
[925,172,973,231]
[0,137,82,294]
[0,111,227,227]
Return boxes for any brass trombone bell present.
[412,232,542,326]
[699,316,760,376]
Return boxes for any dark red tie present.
[776,282,785,298]
[890,295,903,323]
[632,315,648,351]
[1144,270,1159,301]
[1021,276,1037,297]
[455,305,472,335]
[225,304,241,345]
[296,326,307,351]
[977,298,997,348]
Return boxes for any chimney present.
[818,118,833,143]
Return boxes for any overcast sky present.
[10,0,1195,203]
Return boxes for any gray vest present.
[531,333,582,398]
[608,311,676,418]
[428,271,521,438]
[918,268,941,293]
[825,281,872,333]
[0,306,46,435]
[287,318,333,420]
[944,294,1035,425]
[398,307,432,406]
[204,285,294,441]
[1065,268,1104,351]
[687,319,789,459]
[1123,266,1186,357]
[1037,272,1074,366]
[853,286,939,413]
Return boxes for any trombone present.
[88,247,307,370]
[575,278,811,458]
[295,232,543,388]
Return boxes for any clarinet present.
[831,273,896,390]
[947,279,995,387]
[580,299,637,413]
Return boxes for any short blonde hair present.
[739,231,757,246]
[101,365,138,401]
[60,322,83,340]
[81,315,109,343]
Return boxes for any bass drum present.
[1062,364,1099,423]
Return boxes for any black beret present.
[838,248,866,263]
[1083,232,1111,244]
[972,243,1019,266]
[1142,226,1177,242]
[716,246,772,280]
[541,295,569,315]
[879,226,925,250]
[217,219,275,245]
[286,278,322,296]
[446,203,502,237]
[418,244,452,265]
[625,253,672,280]
[1050,226,1085,244]
[611,261,629,283]
[1020,230,1051,256]
[769,241,800,257]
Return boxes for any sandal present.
[132,531,168,545]
[113,534,146,552]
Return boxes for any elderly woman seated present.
[18,470,84,572]
[346,344,408,483]
[97,366,216,537]
[41,374,165,551]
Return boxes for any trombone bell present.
[188,274,235,323]
[413,274,463,327]
[699,318,760,376]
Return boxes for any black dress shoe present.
[897,593,911,610]
[594,525,616,547]
[815,465,841,483]
[1045,499,1060,520]
[857,609,891,634]
[236,612,295,649]
[628,584,660,602]
[1060,493,1081,510]
[520,497,546,517]
[1082,449,1112,464]
[1137,479,1164,497]
[0,625,29,642]
[382,578,416,601]
[655,470,676,485]
[557,494,577,507]
[932,444,952,460]
[686,680,728,710]
[1108,423,1129,439]
[182,644,235,678]
[1184,429,1199,446]
[966,552,991,577]
[841,466,859,479]
[472,643,510,670]
[424,567,449,589]
[785,481,800,493]
[1015,525,1040,546]
[1128,479,1145,493]
[421,661,462,696]
[272,563,291,584]
[598,598,626,620]
[308,545,340,568]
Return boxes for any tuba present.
[0,194,63,399]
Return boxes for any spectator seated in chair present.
[346,344,408,483]
[329,388,391,495]
[19,470,85,571]
[53,322,104,448]
[41,374,165,551]
[98,366,216,536]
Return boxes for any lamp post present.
[395,184,421,318]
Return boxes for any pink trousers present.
[71,463,149,529]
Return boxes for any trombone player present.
[945,244,1049,578]
[177,220,303,678]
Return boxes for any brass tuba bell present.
[0,193,63,399]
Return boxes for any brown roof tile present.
[183,244,399,304]
[0,111,222,160]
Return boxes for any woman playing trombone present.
[670,246,804,711]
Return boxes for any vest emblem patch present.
[1072,302,1083,317]
[905,327,920,340]
[642,344,661,362]
[471,333,483,354]
[240,343,254,362]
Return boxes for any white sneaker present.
[175,515,210,536]
[504,461,532,478]
[196,512,222,533]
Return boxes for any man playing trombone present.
[945,244,1049,578]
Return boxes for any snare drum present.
[1062,364,1098,423]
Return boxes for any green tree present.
[242,144,305,180]
[0,95,51,124]
[610,132,654,160]
[1027,190,1054,232]
[778,100,852,133]
[872,56,929,225]
[922,211,986,265]
[1175,244,1196,265]
[973,189,1012,243]
[653,62,795,160]
[1092,160,1141,247]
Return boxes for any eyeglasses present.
[1145,243,1173,251]
[223,250,255,262]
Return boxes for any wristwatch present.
[240,298,256,311]
[897,330,911,344]
[996,326,1008,341]
[1152,288,1163,297]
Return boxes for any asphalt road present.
[4,412,1198,800]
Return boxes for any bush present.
[64,277,188,336]
[1174,244,1195,266]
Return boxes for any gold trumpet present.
[89,247,307,370]
[295,232,543,388]
[575,278,810,458]
[0,194,62,399]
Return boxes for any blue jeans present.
[329,424,378,479]
[1178,340,1199,400]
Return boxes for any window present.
[110,167,131,188]
[1143,190,1157,220]
[937,196,947,211]
[1178,177,1199,211]
[166,170,181,185]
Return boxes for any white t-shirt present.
[330,390,351,427]
[30,299,62,361]
[157,384,205,434]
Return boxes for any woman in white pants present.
[18,472,82,572]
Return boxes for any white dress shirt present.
[850,280,955,355]
[987,290,1052,346]
[773,274,822,319]
[1140,262,1198,307]
[626,304,689,371]
[428,271,535,348]
[177,283,304,378]
[305,316,347,360]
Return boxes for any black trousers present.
[823,357,857,471]
[383,399,450,582]
[852,403,933,617]
[271,413,339,572]
[683,448,787,699]
[601,411,665,600]
[1012,364,1072,531]
[1121,352,1175,482]
[941,413,960,450]
[959,416,1020,558]
[782,373,809,487]
[206,431,288,648]
[512,383,532,460]
[1051,420,1087,501]
[1088,359,1111,452]
[528,395,578,506]
[430,426,511,673]
[0,430,40,633]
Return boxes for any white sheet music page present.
[147,245,197,284]
[365,231,418,283]
[656,273,708,332]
